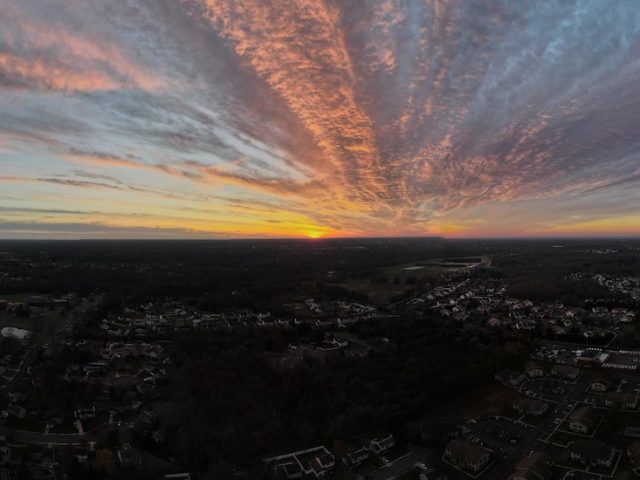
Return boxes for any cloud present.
[0,3,162,92]
[2,0,640,237]
[0,174,190,202]
[66,149,145,169]
[0,221,223,239]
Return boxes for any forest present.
[149,315,529,475]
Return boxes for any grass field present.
[0,307,66,342]
[0,313,37,330]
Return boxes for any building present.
[0,437,9,466]
[264,446,335,479]
[342,447,370,468]
[627,441,640,470]
[604,392,638,410]
[577,350,610,366]
[7,404,26,419]
[495,369,526,386]
[569,440,616,467]
[569,407,599,434]
[551,365,580,380]
[444,439,491,473]
[524,361,544,378]
[117,448,142,468]
[590,378,612,392]
[512,398,549,416]
[369,435,395,455]
[74,406,96,420]
[511,452,553,480]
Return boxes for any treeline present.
[2,239,639,309]
[506,276,611,306]
[0,239,447,305]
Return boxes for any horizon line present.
[1,234,640,242]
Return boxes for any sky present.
[1,0,640,239]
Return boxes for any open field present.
[323,256,488,305]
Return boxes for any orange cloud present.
[0,6,161,92]
[202,0,386,204]
[0,53,122,92]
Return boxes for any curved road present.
[0,423,112,445]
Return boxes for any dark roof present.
[570,406,598,426]
[446,439,490,465]
[570,440,614,462]
[513,397,547,412]
[627,441,640,462]
[513,452,553,480]
[524,361,543,371]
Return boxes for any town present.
[0,238,639,480]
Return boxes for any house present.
[369,435,395,455]
[47,409,64,426]
[318,337,348,351]
[74,407,96,420]
[7,404,26,419]
[622,312,636,323]
[604,392,638,410]
[627,441,640,470]
[264,446,335,479]
[0,437,9,466]
[569,440,616,467]
[486,317,501,327]
[73,447,89,464]
[511,452,553,480]
[444,439,491,473]
[495,369,526,386]
[117,448,142,468]
[512,398,549,416]
[524,361,544,378]
[551,365,580,380]
[342,447,369,467]
[569,407,599,434]
[590,378,612,392]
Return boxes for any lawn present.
[549,430,586,447]
[599,410,640,446]
[522,413,551,428]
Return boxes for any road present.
[369,447,430,480]
[0,423,112,445]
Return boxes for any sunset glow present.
[1,1,640,238]
[305,231,325,240]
